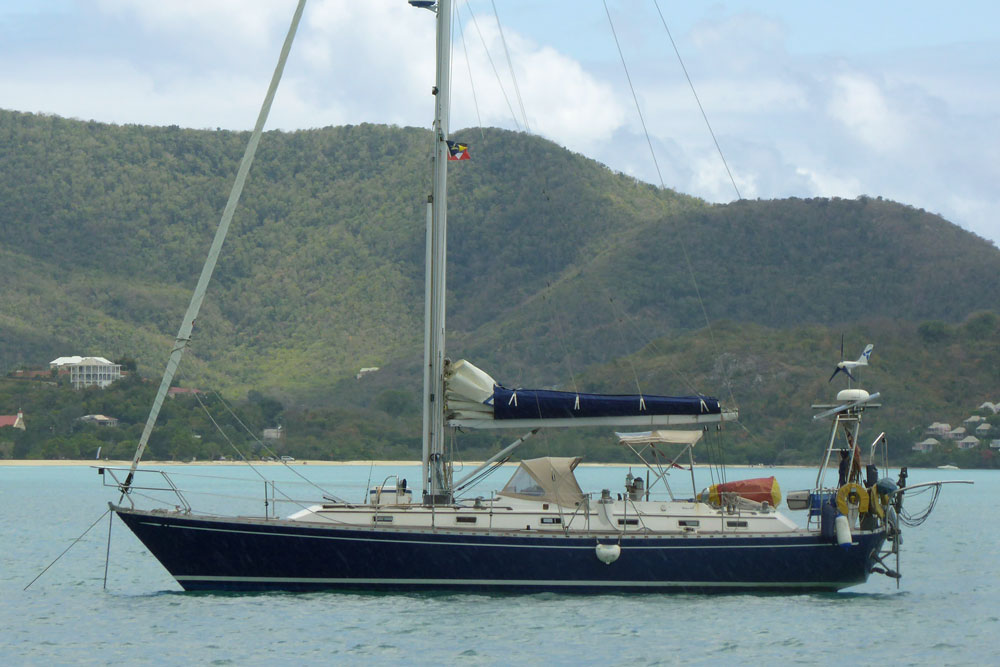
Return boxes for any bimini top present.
[616,430,704,447]
[444,359,736,429]
[498,456,585,508]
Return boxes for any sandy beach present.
[0,459,425,467]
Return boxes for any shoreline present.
[0,459,424,467]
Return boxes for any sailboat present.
[105,0,963,593]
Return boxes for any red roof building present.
[0,411,26,430]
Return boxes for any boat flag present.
[447,141,470,161]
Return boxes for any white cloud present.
[689,11,789,68]
[795,166,863,199]
[96,0,291,49]
[943,196,998,246]
[450,16,626,154]
[290,1,433,127]
[827,72,908,152]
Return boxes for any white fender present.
[595,543,621,564]
[835,514,852,549]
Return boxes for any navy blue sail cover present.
[492,387,721,420]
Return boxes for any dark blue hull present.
[113,506,886,593]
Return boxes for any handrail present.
[98,466,191,513]
[869,431,888,477]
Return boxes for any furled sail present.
[444,359,737,429]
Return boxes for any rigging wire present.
[454,3,577,403]
[456,2,486,140]
[193,392,349,513]
[120,0,307,492]
[603,286,707,394]
[461,1,522,130]
[544,283,581,395]
[455,457,511,494]
[600,293,755,438]
[603,0,741,418]
[652,0,742,201]
[195,394,272,483]
[607,296,647,399]
[648,0,744,416]
[712,428,728,484]
[491,0,531,133]
[452,6,743,463]
[103,510,112,590]
[209,390,344,501]
[505,228,694,404]
[602,0,665,188]
[25,509,111,591]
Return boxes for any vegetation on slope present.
[1,110,998,465]
[3,313,997,467]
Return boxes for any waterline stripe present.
[173,575,849,588]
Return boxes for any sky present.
[2,0,998,246]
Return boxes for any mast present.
[420,0,452,505]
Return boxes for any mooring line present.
[24,509,111,591]
[103,509,113,590]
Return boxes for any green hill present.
[1,109,997,464]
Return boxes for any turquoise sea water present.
[2,464,998,665]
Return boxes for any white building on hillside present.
[926,422,951,435]
[912,437,941,453]
[80,414,119,427]
[50,356,122,389]
[957,436,980,449]
[262,425,284,440]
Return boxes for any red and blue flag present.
[446,140,470,161]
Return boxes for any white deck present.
[288,495,802,536]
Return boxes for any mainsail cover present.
[493,387,718,419]
[444,359,733,429]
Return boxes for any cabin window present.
[373,515,393,523]
[617,518,639,526]
[540,517,561,525]
[678,520,700,527]
[727,520,748,528]
[456,516,477,524]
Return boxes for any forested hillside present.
[1,109,997,464]
[2,314,998,466]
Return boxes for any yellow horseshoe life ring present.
[836,483,870,515]
[867,487,885,519]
